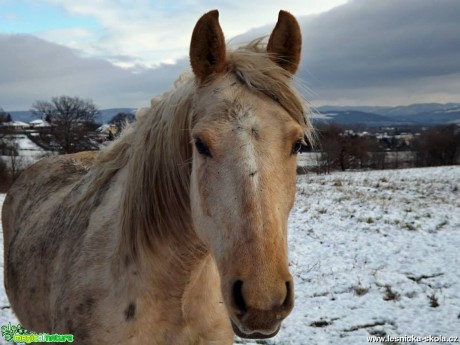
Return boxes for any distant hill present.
[312,110,407,126]
[8,103,460,127]
[9,108,136,125]
[315,103,460,126]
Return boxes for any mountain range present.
[6,103,460,127]
[8,108,136,125]
[313,103,460,126]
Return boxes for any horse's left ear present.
[267,10,302,74]
[190,10,226,83]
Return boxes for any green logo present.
[1,323,74,343]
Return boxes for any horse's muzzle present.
[231,320,281,339]
[229,278,294,339]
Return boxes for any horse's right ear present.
[190,10,226,83]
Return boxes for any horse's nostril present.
[232,280,247,316]
[282,280,294,311]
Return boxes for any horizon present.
[3,101,460,113]
[1,0,460,110]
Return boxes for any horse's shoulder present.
[64,151,99,168]
[46,151,98,174]
[6,151,98,209]
[22,151,97,183]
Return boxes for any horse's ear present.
[190,10,226,83]
[267,10,302,74]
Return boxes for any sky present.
[1,0,460,110]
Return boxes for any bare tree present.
[0,123,10,190]
[316,124,345,172]
[7,140,23,180]
[0,131,24,189]
[347,136,379,169]
[0,108,12,123]
[31,96,100,153]
[413,125,460,166]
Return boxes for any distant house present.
[97,124,119,135]
[94,124,118,143]
[0,121,30,129]
[29,119,51,128]
[96,124,118,134]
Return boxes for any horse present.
[2,9,313,344]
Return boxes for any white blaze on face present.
[243,139,259,188]
[234,108,260,189]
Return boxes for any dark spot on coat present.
[66,319,74,334]
[73,327,89,342]
[124,302,136,321]
[124,254,131,267]
[77,296,95,315]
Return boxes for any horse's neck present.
[181,255,232,336]
[122,240,231,339]
[114,159,209,310]
[138,234,208,293]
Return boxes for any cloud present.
[1,0,460,110]
[300,0,460,86]
[41,0,346,68]
[0,34,188,110]
[297,0,460,104]
[37,27,95,50]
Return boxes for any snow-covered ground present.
[2,134,45,157]
[0,134,50,171]
[0,194,18,338]
[1,166,459,344]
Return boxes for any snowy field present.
[1,166,459,344]
[0,134,50,171]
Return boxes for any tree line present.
[310,123,460,173]
[2,96,460,190]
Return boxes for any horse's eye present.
[291,139,305,155]
[195,138,212,158]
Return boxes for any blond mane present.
[83,40,315,260]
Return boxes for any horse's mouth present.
[231,321,280,339]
